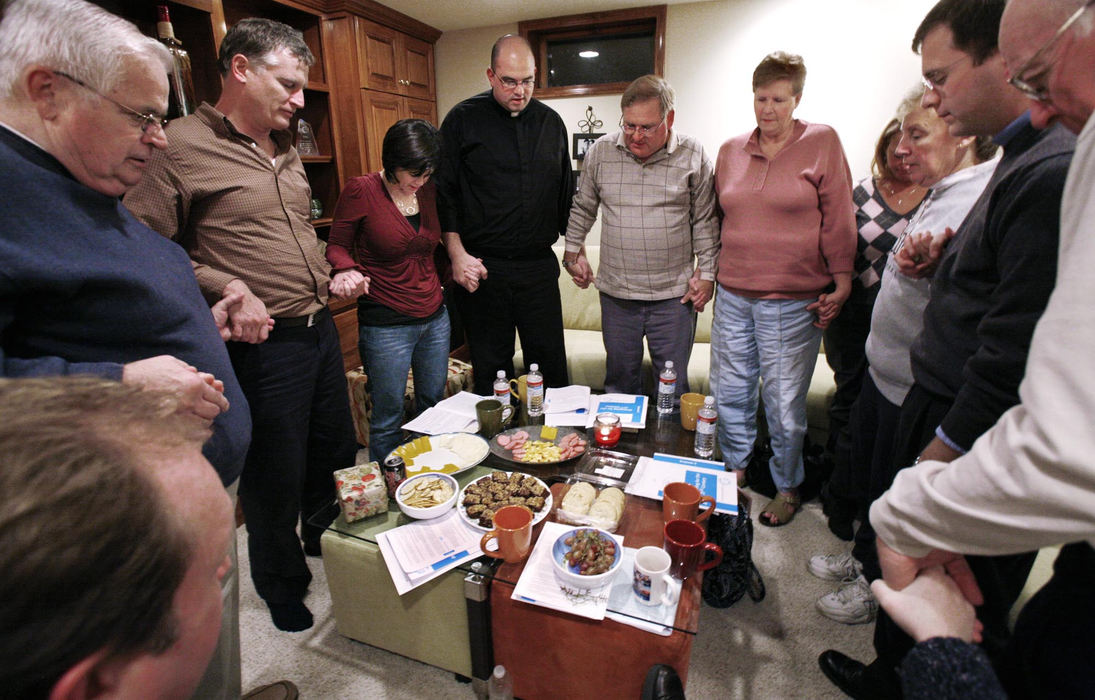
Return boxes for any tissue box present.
[334,461,388,522]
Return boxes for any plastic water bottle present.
[488,664,514,700]
[493,370,509,403]
[657,360,677,415]
[694,395,717,458]
[526,363,544,417]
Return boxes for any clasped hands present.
[873,537,985,644]
[895,227,957,279]
[330,269,370,300]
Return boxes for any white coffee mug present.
[632,546,678,607]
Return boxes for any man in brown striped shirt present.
[125,18,357,635]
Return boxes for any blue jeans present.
[711,288,822,492]
[359,308,451,462]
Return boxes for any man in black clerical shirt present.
[435,34,573,395]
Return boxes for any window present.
[519,5,666,99]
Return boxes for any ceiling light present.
[578,50,599,59]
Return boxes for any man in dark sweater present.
[436,34,573,394]
[0,1,253,698]
[818,1,1076,697]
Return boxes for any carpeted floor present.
[238,492,875,699]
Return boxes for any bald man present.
[435,34,573,395]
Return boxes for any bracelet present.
[562,258,576,269]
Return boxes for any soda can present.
[382,454,406,499]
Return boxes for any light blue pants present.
[359,309,451,462]
[711,288,822,492]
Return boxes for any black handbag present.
[701,499,765,607]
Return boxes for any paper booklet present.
[545,392,648,430]
[401,391,482,434]
[376,508,483,595]
[626,453,739,515]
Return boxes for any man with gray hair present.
[563,74,718,398]
[125,17,357,634]
[0,1,253,696]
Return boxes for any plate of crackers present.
[489,425,589,465]
[556,474,628,532]
[458,470,553,531]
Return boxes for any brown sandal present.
[759,491,800,527]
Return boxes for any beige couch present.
[514,245,837,443]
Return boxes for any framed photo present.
[572,133,604,161]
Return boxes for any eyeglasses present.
[497,76,535,90]
[619,115,666,136]
[54,71,168,134]
[1007,0,1095,101]
[920,54,970,93]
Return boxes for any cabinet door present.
[401,35,435,100]
[356,19,401,94]
[361,91,404,172]
[405,97,437,126]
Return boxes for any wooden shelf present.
[306,81,330,93]
[310,217,333,227]
[300,155,334,163]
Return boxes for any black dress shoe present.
[641,664,685,700]
[818,651,901,700]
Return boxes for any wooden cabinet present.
[360,91,438,172]
[355,18,434,100]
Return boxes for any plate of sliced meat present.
[490,425,589,465]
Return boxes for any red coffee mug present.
[663,518,722,580]
[662,481,716,524]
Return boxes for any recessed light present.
[578,50,599,59]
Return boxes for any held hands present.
[221,280,274,344]
[330,269,370,300]
[871,566,984,643]
[122,354,229,424]
[807,274,851,329]
[565,251,594,289]
[895,228,956,279]
[452,250,488,293]
[877,537,985,610]
[680,270,713,312]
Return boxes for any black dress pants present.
[229,314,357,604]
[997,542,1095,699]
[454,260,569,395]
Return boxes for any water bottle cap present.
[493,665,506,679]
[529,363,539,371]
[704,396,714,405]
[496,370,505,378]
[665,361,674,368]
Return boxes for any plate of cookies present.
[458,470,553,531]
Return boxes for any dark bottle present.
[156,5,196,118]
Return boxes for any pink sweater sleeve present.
[814,127,856,275]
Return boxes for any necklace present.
[881,180,923,208]
[381,170,419,216]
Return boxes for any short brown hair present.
[0,377,206,699]
[621,74,675,119]
[752,51,806,95]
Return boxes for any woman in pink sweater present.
[712,52,856,526]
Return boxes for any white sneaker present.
[807,552,863,582]
[816,575,877,624]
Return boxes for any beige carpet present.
[238,492,875,699]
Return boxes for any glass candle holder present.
[593,412,622,448]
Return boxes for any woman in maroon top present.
[327,119,449,462]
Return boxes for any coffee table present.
[314,411,723,696]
